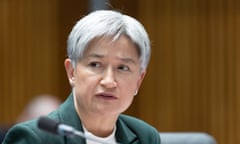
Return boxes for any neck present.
[73,97,118,137]
[79,110,118,137]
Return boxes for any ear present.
[64,58,75,87]
[135,71,146,94]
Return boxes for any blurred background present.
[1,0,240,144]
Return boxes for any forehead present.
[83,35,140,60]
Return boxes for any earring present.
[134,90,138,96]
[69,77,75,87]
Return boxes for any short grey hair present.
[67,10,151,72]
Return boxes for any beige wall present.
[1,0,239,144]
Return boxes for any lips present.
[96,92,117,100]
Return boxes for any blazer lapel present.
[116,117,139,144]
[57,93,86,144]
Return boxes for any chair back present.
[160,132,217,144]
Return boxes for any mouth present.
[96,93,117,100]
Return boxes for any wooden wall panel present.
[0,0,60,124]
[1,0,240,144]
[135,0,240,144]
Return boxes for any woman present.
[3,10,161,144]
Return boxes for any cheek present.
[120,78,138,94]
[74,75,97,89]
[119,92,135,113]
[74,73,102,94]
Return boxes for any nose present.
[100,67,117,89]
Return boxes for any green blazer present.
[3,94,161,144]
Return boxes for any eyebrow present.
[86,54,104,59]
[86,53,137,65]
[119,57,137,65]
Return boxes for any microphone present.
[37,116,115,144]
[38,116,79,137]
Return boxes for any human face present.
[65,35,145,116]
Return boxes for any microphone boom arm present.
[38,116,117,144]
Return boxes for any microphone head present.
[37,116,60,135]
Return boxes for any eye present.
[118,65,130,71]
[89,62,101,68]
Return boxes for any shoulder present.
[2,120,41,144]
[2,112,63,144]
[119,114,161,143]
[2,120,54,144]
